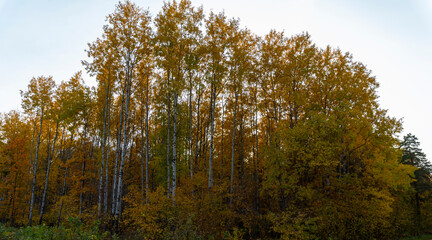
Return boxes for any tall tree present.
[203,11,232,189]
[83,25,118,217]
[401,133,432,233]
[154,0,203,200]
[21,76,55,226]
[97,1,153,227]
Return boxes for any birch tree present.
[21,76,55,226]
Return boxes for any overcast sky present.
[0,0,431,157]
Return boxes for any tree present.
[154,0,203,201]
[83,36,118,217]
[21,76,55,226]
[401,133,432,234]
[0,111,31,225]
[203,11,232,189]
[135,52,154,203]
[96,1,153,228]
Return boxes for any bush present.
[0,217,109,240]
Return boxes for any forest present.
[0,0,431,239]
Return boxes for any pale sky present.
[0,0,431,158]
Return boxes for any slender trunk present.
[57,167,68,226]
[98,159,104,217]
[203,117,210,172]
[194,88,202,176]
[275,103,285,210]
[239,106,244,181]
[189,76,193,179]
[145,79,150,204]
[230,90,238,206]
[112,85,125,216]
[79,158,86,216]
[208,83,216,188]
[115,61,133,228]
[88,139,95,211]
[104,77,112,215]
[326,167,330,193]
[79,121,89,216]
[25,119,37,210]
[172,92,178,203]
[9,173,18,224]
[221,98,225,180]
[104,98,111,214]
[23,120,37,220]
[140,108,146,200]
[39,120,60,224]
[254,104,259,212]
[29,106,44,226]
[166,73,171,197]
[98,83,110,217]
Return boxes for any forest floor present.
[1,222,432,240]
[0,221,112,240]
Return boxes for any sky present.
[0,0,431,157]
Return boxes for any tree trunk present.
[98,83,110,217]
[25,119,36,214]
[112,84,125,216]
[104,98,111,214]
[57,167,68,226]
[221,97,225,181]
[208,83,216,189]
[239,106,244,182]
[145,79,150,204]
[254,103,259,212]
[39,120,60,224]
[9,173,18,224]
[189,76,193,179]
[166,74,171,198]
[29,106,44,226]
[230,90,238,206]
[98,156,104,217]
[79,121,89,216]
[140,106,146,200]
[194,86,202,176]
[79,158,86,216]
[172,92,178,203]
[115,64,132,228]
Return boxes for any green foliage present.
[0,218,109,240]
[402,235,432,240]
[268,210,319,240]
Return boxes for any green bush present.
[0,217,109,240]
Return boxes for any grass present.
[402,234,432,240]
[0,216,111,240]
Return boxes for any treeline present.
[0,0,431,239]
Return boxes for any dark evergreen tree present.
[401,133,432,234]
